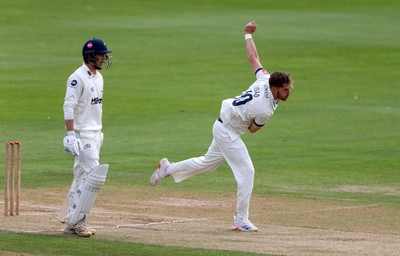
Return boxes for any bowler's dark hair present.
[269,71,292,88]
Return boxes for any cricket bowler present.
[150,21,293,232]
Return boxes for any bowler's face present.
[276,83,292,101]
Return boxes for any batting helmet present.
[82,38,112,69]
[82,38,112,56]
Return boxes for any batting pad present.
[67,164,109,226]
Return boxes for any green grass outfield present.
[1,0,399,255]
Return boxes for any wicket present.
[4,141,22,216]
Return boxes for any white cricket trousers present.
[65,131,102,228]
[171,120,255,221]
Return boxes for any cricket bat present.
[56,180,74,223]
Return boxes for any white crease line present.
[20,212,54,216]
[6,203,192,219]
[4,202,380,218]
[91,210,151,216]
[1,228,61,234]
[2,202,205,230]
[1,202,150,215]
[0,204,200,221]
[257,204,379,216]
[115,218,205,228]
[298,204,379,213]
[0,202,60,211]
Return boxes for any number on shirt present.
[232,90,253,106]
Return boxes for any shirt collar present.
[82,63,97,77]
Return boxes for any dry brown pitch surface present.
[1,186,399,256]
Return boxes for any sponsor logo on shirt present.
[70,80,77,87]
[91,97,102,105]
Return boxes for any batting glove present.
[63,131,83,156]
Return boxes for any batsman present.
[60,38,112,237]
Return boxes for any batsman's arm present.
[63,75,82,133]
[64,103,75,132]
[244,21,263,73]
[64,119,74,132]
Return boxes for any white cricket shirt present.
[219,68,278,134]
[63,64,104,132]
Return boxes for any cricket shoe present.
[73,225,94,237]
[231,215,259,232]
[150,158,171,186]
[63,225,96,237]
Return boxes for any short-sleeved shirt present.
[219,68,278,134]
